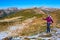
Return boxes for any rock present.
[2,37,9,40]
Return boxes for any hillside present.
[0,8,60,39]
[0,8,45,31]
[1,8,60,32]
[50,10,60,27]
[2,9,44,21]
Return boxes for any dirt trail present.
[0,16,22,22]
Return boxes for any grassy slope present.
[0,9,43,32]
[52,10,60,23]
[4,9,43,19]
[50,10,60,27]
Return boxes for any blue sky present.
[0,0,60,9]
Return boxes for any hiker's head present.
[47,15,51,17]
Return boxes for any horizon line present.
[0,6,60,9]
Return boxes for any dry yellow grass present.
[19,24,46,36]
[18,17,47,36]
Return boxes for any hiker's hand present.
[50,22,53,24]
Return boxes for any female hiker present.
[43,15,53,33]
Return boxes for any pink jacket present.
[43,16,53,23]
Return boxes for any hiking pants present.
[47,22,51,33]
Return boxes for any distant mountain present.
[40,6,59,11]
[0,7,19,18]
[39,6,60,14]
